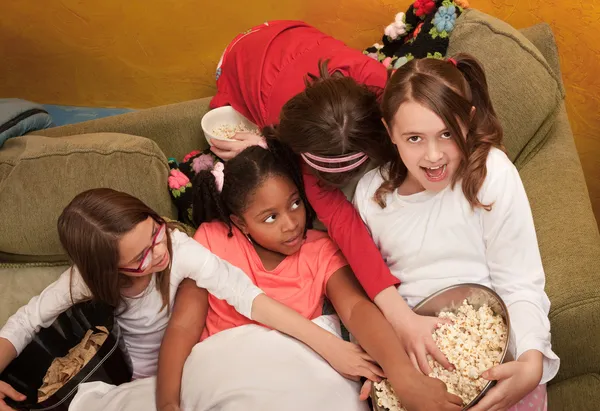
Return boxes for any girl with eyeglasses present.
[0,188,380,411]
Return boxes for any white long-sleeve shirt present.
[354,148,559,384]
[0,229,263,379]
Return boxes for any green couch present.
[0,9,598,411]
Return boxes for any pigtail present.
[453,53,504,211]
[374,161,407,208]
[191,170,233,234]
[304,59,346,87]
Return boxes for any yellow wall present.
[1,0,599,225]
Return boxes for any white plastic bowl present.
[200,106,259,146]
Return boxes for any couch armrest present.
[33,98,212,161]
[520,23,562,79]
[519,102,600,383]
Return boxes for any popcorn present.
[374,380,404,411]
[373,300,507,410]
[212,122,258,139]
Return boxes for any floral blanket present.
[363,0,469,71]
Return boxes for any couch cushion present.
[0,265,68,325]
[0,133,176,260]
[448,9,565,166]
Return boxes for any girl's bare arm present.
[326,266,462,411]
[156,280,208,411]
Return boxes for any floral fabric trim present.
[168,149,222,227]
[363,0,467,70]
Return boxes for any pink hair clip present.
[300,152,369,173]
[211,162,225,192]
[447,57,458,66]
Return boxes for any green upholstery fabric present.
[34,98,212,162]
[548,373,600,411]
[0,133,176,259]
[448,9,565,166]
[519,102,600,385]
[0,265,68,326]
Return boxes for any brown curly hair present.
[375,53,504,210]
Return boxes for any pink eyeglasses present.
[119,223,167,273]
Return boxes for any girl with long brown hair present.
[354,54,559,411]
[0,188,388,411]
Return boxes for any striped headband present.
[300,152,369,173]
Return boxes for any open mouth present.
[422,164,447,182]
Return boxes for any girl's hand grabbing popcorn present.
[394,311,454,374]
[322,338,386,383]
[388,371,463,411]
[469,350,543,411]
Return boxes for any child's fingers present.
[359,380,372,401]
[481,362,517,381]
[435,317,453,327]
[232,132,262,142]
[415,346,432,375]
[408,352,421,374]
[445,391,463,406]
[360,368,382,383]
[364,361,385,379]
[468,384,504,411]
[209,138,241,151]
[359,351,377,364]
[427,340,453,371]
[209,146,234,160]
[0,400,15,411]
[0,382,25,401]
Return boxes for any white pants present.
[70,316,368,411]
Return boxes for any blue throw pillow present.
[0,99,54,148]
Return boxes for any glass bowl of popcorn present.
[201,106,260,146]
[371,284,512,411]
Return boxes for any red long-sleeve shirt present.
[211,20,399,299]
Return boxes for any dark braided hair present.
[192,139,315,236]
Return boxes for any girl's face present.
[118,217,170,277]
[386,101,464,194]
[234,174,307,256]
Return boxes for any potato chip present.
[38,327,109,403]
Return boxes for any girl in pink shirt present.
[156,141,462,411]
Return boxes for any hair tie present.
[447,57,457,66]
[300,152,369,173]
[192,153,215,174]
[257,138,268,150]
[211,162,225,192]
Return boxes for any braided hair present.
[192,139,315,236]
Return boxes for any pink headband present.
[447,57,457,66]
[300,152,369,173]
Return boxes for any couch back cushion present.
[0,133,176,261]
[447,9,565,165]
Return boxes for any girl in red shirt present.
[209,20,448,379]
